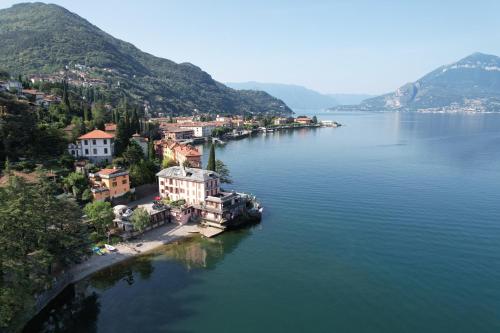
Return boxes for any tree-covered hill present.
[0,2,292,115]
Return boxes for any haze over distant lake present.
[27,111,500,333]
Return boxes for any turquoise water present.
[26,112,500,332]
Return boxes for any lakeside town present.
[0,72,343,330]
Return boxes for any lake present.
[26,111,500,333]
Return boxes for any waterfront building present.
[274,117,292,125]
[162,141,201,168]
[156,166,248,227]
[179,123,216,138]
[89,167,130,201]
[295,116,313,124]
[75,129,115,164]
[157,166,219,205]
[165,128,194,141]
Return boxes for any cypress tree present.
[115,118,129,156]
[124,110,131,138]
[62,79,71,110]
[83,105,91,122]
[206,143,216,171]
[131,108,140,134]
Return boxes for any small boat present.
[104,244,117,252]
[92,246,105,255]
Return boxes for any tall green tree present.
[130,208,150,233]
[83,201,114,237]
[215,160,232,184]
[122,141,144,166]
[91,102,106,130]
[0,177,87,330]
[63,172,88,200]
[131,108,140,134]
[206,143,216,171]
[114,118,130,156]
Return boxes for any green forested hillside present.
[0,2,292,115]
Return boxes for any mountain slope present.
[361,53,500,112]
[0,3,292,115]
[226,81,338,109]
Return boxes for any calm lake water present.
[26,111,500,333]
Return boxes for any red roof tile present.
[78,129,114,140]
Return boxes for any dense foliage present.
[0,93,67,162]
[0,3,292,116]
[0,177,88,330]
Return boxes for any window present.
[104,148,108,154]
[93,148,97,154]
[103,139,107,144]
[160,181,164,185]
[112,182,117,187]
[85,149,89,155]
[84,140,88,145]
[122,179,127,184]
[92,140,96,145]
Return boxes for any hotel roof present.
[157,166,219,182]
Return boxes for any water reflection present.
[25,229,253,333]
[153,229,252,270]
[23,283,101,333]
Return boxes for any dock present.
[198,226,225,238]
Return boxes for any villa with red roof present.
[68,129,115,164]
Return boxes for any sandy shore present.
[70,222,199,283]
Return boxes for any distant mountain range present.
[226,82,337,109]
[226,81,373,109]
[0,3,291,115]
[340,53,500,112]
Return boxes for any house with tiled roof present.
[88,167,130,201]
[162,140,201,168]
[68,129,115,164]
[104,123,117,136]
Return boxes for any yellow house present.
[89,167,130,201]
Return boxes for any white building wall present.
[78,138,114,163]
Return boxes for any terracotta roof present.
[174,144,201,157]
[78,129,114,140]
[92,168,128,178]
[96,168,121,176]
[104,123,117,132]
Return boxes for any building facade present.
[165,128,194,141]
[157,166,219,205]
[89,167,130,201]
[156,166,248,228]
[179,123,216,138]
[76,129,115,164]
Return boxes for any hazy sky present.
[1,0,500,94]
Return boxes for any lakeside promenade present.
[70,222,199,283]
